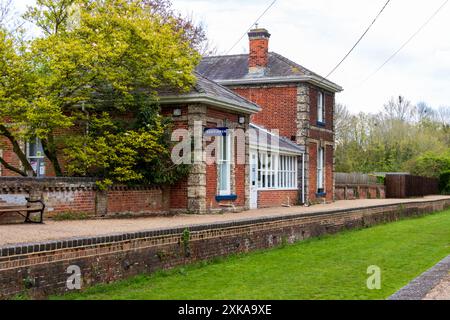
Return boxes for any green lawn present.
[53,209,450,300]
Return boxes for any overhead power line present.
[201,0,278,77]
[225,0,278,56]
[360,0,449,85]
[325,0,392,79]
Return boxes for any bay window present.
[257,152,297,190]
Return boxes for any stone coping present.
[389,255,450,300]
[1,197,448,258]
[0,177,161,192]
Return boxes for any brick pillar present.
[297,84,310,204]
[187,104,207,214]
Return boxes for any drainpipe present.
[302,153,305,205]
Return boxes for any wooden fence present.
[335,173,379,185]
[335,173,385,200]
[385,174,439,198]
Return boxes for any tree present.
[334,103,352,145]
[436,106,450,126]
[1,0,201,186]
[415,101,435,124]
[335,96,449,175]
[0,0,12,25]
[407,151,450,178]
[0,29,37,176]
[29,0,200,180]
[383,95,416,122]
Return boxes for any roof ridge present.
[203,53,248,59]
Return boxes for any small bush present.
[439,170,450,194]
[376,175,385,185]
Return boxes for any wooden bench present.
[0,198,46,224]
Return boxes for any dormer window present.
[317,92,325,125]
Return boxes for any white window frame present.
[317,147,325,193]
[218,134,232,195]
[318,92,325,124]
[257,152,297,190]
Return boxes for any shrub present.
[408,151,450,178]
[439,171,450,194]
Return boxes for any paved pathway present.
[0,196,448,247]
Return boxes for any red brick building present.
[0,27,342,217]
[197,28,343,204]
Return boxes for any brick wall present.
[0,198,448,299]
[0,138,22,177]
[0,178,170,224]
[170,179,188,210]
[325,144,334,202]
[309,87,334,131]
[232,86,298,139]
[308,142,318,201]
[258,190,299,208]
[308,85,335,204]
[335,185,386,201]
[107,187,170,215]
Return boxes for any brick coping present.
[389,255,450,300]
[1,197,449,258]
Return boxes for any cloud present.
[173,0,450,112]
[13,0,450,112]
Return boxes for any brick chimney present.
[248,28,271,75]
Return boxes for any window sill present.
[215,194,238,202]
[316,121,326,127]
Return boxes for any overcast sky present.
[13,0,450,113]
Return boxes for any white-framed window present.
[317,147,325,193]
[317,91,325,124]
[278,155,297,189]
[257,152,297,190]
[218,134,231,195]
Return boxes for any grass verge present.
[52,209,450,300]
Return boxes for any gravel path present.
[0,195,448,247]
[424,275,450,300]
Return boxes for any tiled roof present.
[158,72,261,113]
[250,124,305,155]
[196,52,342,92]
[197,52,313,79]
